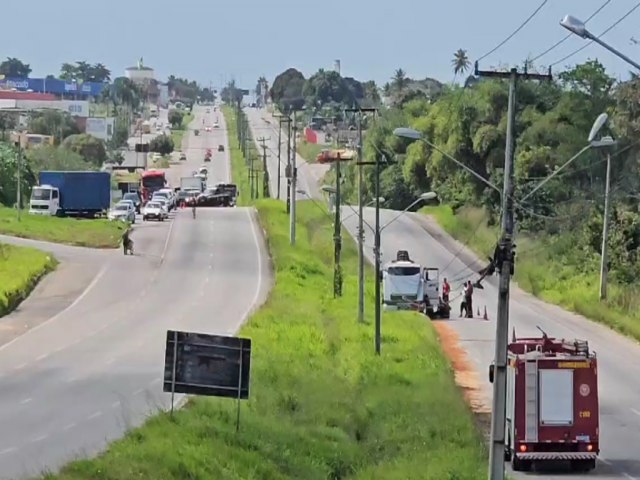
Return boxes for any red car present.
[205,126,211,132]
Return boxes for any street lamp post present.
[560,15,640,71]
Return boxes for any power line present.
[476,0,550,62]
[550,1,640,67]
[530,0,612,63]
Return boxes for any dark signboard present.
[134,143,150,153]
[163,330,251,399]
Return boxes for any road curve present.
[341,206,640,480]
[0,104,271,479]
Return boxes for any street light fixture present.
[560,15,640,71]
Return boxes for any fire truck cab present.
[489,328,599,472]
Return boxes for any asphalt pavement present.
[340,207,640,480]
[0,103,270,479]
[122,108,170,168]
[244,107,329,200]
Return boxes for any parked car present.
[205,126,211,132]
[151,196,170,214]
[176,190,199,206]
[196,191,233,207]
[217,144,225,152]
[179,152,187,161]
[142,201,167,221]
[108,201,136,223]
[213,122,219,128]
[153,189,175,210]
[122,192,142,213]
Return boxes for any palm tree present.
[75,61,91,82]
[91,63,111,82]
[392,68,408,93]
[452,49,470,80]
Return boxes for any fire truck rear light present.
[519,445,527,452]
[587,444,593,451]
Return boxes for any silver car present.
[108,202,136,223]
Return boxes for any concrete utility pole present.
[345,107,377,323]
[334,157,343,297]
[286,115,292,214]
[600,151,612,300]
[276,116,286,200]
[15,140,22,221]
[258,137,270,198]
[475,63,552,480]
[290,110,298,246]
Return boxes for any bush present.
[168,109,184,128]
[27,145,95,174]
[149,134,175,155]
[61,134,107,166]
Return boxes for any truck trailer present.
[29,171,111,218]
[489,329,599,472]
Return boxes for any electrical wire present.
[530,0,611,63]
[476,0,550,62]
[550,1,640,67]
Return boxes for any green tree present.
[61,134,107,166]
[452,49,470,79]
[27,145,94,174]
[0,112,16,140]
[0,57,31,77]
[28,110,80,144]
[270,68,306,111]
[0,143,34,207]
[168,109,184,128]
[149,134,174,155]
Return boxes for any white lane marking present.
[19,398,32,405]
[14,363,27,370]
[133,388,144,396]
[209,264,213,269]
[0,263,109,355]
[631,408,640,417]
[104,357,115,366]
[0,447,16,455]
[240,208,264,324]
[36,353,48,361]
[30,434,48,443]
[111,400,121,408]
[150,378,161,386]
[160,211,176,265]
[62,422,76,431]
[87,411,103,420]
[622,473,636,480]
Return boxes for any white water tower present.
[334,60,341,75]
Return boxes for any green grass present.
[0,207,127,248]
[171,113,195,151]
[422,204,640,341]
[297,139,324,163]
[0,243,57,316]
[222,106,264,206]
[45,200,487,479]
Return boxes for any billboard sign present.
[163,330,251,399]
[86,117,115,140]
[15,100,89,117]
[0,77,106,97]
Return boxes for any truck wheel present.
[512,456,531,472]
[571,459,596,472]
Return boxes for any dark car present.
[122,192,142,213]
[196,192,233,207]
[217,144,225,152]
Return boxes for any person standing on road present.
[464,280,474,318]
[442,278,451,304]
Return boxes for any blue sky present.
[2,0,639,88]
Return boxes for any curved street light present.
[560,14,640,71]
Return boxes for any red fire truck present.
[140,170,167,203]
[489,329,599,473]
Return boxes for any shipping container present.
[30,171,111,217]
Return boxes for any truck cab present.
[29,184,60,215]
[382,251,449,318]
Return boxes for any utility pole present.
[475,63,552,480]
[276,117,284,200]
[333,155,343,297]
[15,140,22,221]
[258,137,270,198]
[345,107,377,323]
[286,114,292,214]
[290,110,298,246]
[600,151,612,300]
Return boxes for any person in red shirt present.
[442,278,451,304]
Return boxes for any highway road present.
[244,107,328,200]
[340,207,640,479]
[0,103,270,479]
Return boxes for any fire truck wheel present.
[571,459,596,472]
[511,456,531,472]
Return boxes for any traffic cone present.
[483,306,489,320]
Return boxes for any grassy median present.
[222,106,253,206]
[0,243,56,317]
[0,207,127,248]
[47,200,486,480]
[423,204,640,341]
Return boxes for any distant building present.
[124,58,159,105]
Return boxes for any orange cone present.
[483,306,489,320]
